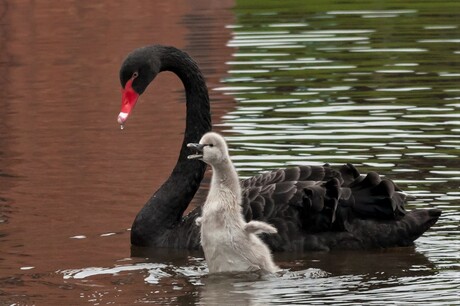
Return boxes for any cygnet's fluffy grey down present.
[188,132,279,274]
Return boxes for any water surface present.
[1,0,459,304]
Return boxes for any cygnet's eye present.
[208,144,214,147]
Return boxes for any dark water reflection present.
[1,0,459,305]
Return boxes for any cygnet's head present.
[187,132,229,166]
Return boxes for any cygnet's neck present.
[209,158,241,201]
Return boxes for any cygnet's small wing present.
[244,220,277,235]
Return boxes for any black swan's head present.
[118,46,161,125]
[187,132,229,166]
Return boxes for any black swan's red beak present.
[118,78,139,127]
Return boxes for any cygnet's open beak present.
[187,143,205,160]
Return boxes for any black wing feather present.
[237,164,439,251]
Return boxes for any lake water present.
[1,0,459,305]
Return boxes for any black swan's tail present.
[342,208,442,249]
[299,163,441,250]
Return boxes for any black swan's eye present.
[132,71,139,79]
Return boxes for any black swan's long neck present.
[131,46,211,246]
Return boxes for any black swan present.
[117,45,441,251]
[188,132,278,273]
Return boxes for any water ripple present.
[215,3,460,304]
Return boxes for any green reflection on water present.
[222,0,460,199]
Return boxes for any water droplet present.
[120,124,124,130]
[70,235,86,239]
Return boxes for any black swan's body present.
[118,45,441,251]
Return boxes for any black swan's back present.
[156,163,441,252]
[239,163,441,251]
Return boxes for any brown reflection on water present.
[0,0,234,301]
